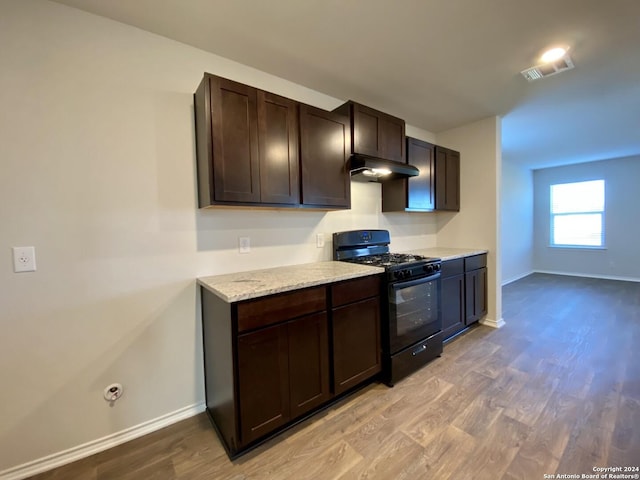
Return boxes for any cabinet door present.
[441,274,465,339]
[237,324,289,444]
[476,267,488,320]
[352,103,381,158]
[352,103,405,162]
[435,146,460,211]
[407,138,435,210]
[465,267,487,325]
[299,104,351,208]
[257,91,300,205]
[379,114,406,163]
[288,313,330,419]
[209,76,260,203]
[381,137,435,212]
[332,297,381,394]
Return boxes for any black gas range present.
[333,230,443,386]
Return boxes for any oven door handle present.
[391,273,440,291]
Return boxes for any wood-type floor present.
[29,273,640,479]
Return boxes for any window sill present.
[548,245,606,250]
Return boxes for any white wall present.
[437,117,503,326]
[533,155,640,281]
[0,0,440,475]
[436,116,503,326]
[501,161,533,284]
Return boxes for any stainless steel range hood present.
[348,154,419,182]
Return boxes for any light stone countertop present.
[198,261,384,303]
[405,247,489,261]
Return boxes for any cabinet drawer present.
[464,254,487,272]
[331,275,381,308]
[237,287,326,333]
[388,331,443,384]
[441,258,464,278]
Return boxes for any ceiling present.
[51,0,640,169]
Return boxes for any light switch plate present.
[13,246,37,272]
[316,233,325,248]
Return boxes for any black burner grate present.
[347,253,427,267]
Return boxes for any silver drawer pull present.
[412,345,427,356]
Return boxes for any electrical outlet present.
[239,236,251,254]
[103,383,123,402]
[12,246,36,273]
[316,233,325,248]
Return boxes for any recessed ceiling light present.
[522,46,575,82]
[541,47,567,63]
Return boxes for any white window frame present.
[549,179,605,249]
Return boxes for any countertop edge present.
[405,247,489,261]
[197,263,384,303]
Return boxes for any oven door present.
[388,274,441,354]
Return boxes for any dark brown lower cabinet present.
[441,254,488,341]
[465,266,488,324]
[287,313,330,418]
[237,312,330,444]
[441,258,465,340]
[237,323,290,444]
[201,274,381,458]
[331,275,382,395]
[332,297,381,394]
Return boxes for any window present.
[550,179,605,247]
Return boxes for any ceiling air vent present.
[521,53,575,82]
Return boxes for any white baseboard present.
[0,402,206,480]
[480,317,506,329]
[501,271,535,286]
[534,270,640,283]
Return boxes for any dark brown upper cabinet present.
[257,91,300,205]
[382,139,461,212]
[195,73,299,207]
[382,137,435,212]
[434,145,460,211]
[299,104,351,209]
[333,101,406,163]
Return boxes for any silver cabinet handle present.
[412,345,427,356]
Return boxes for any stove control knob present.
[396,269,410,279]
[433,263,441,272]
[424,264,434,274]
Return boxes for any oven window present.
[390,279,440,341]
